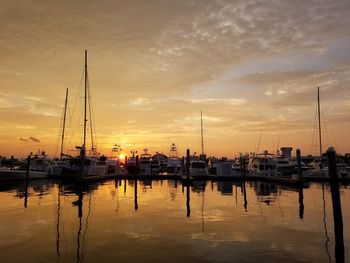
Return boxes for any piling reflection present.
[134,179,138,211]
[186,184,190,217]
[330,180,344,263]
[242,180,247,212]
[298,187,304,219]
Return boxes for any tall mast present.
[60,88,68,159]
[201,110,204,155]
[317,86,323,165]
[83,50,88,152]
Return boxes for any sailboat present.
[48,50,107,180]
[307,87,350,178]
[190,111,208,177]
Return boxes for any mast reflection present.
[56,185,61,256]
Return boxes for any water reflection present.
[186,184,190,218]
[0,179,348,263]
[243,180,248,212]
[134,179,138,211]
[58,183,96,263]
[298,187,304,219]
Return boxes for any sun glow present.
[119,154,125,160]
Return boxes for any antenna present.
[256,131,263,154]
[276,131,281,155]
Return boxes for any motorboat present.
[248,151,277,177]
[152,153,167,173]
[126,151,139,174]
[190,160,208,177]
[0,151,51,181]
[275,155,296,175]
[139,149,152,175]
[166,143,182,175]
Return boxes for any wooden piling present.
[327,148,344,263]
[186,149,190,179]
[24,155,31,208]
[242,157,246,178]
[296,149,302,181]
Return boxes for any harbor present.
[0,47,349,263]
[1,0,350,262]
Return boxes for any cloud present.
[191,98,246,105]
[29,137,40,143]
[19,137,29,142]
[1,0,350,155]
[128,97,153,110]
[15,125,36,130]
[0,92,59,116]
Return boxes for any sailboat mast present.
[317,86,322,161]
[83,50,88,152]
[60,88,68,159]
[201,110,204,155]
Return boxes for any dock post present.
[134,155,139,210]
[186,149,190,180]
[296,149,302,181]
[24,155,31,208]
[327,148,344,263]
[242,157,246,178]
[241,156,247,211]
[296,149,304,218]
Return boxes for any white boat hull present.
[0,169,46,181]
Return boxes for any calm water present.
[0,179,349,263]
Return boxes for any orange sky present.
[0,0,350,158]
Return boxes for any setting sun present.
[119,154,125,160]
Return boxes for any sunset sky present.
[0,0,350,158]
